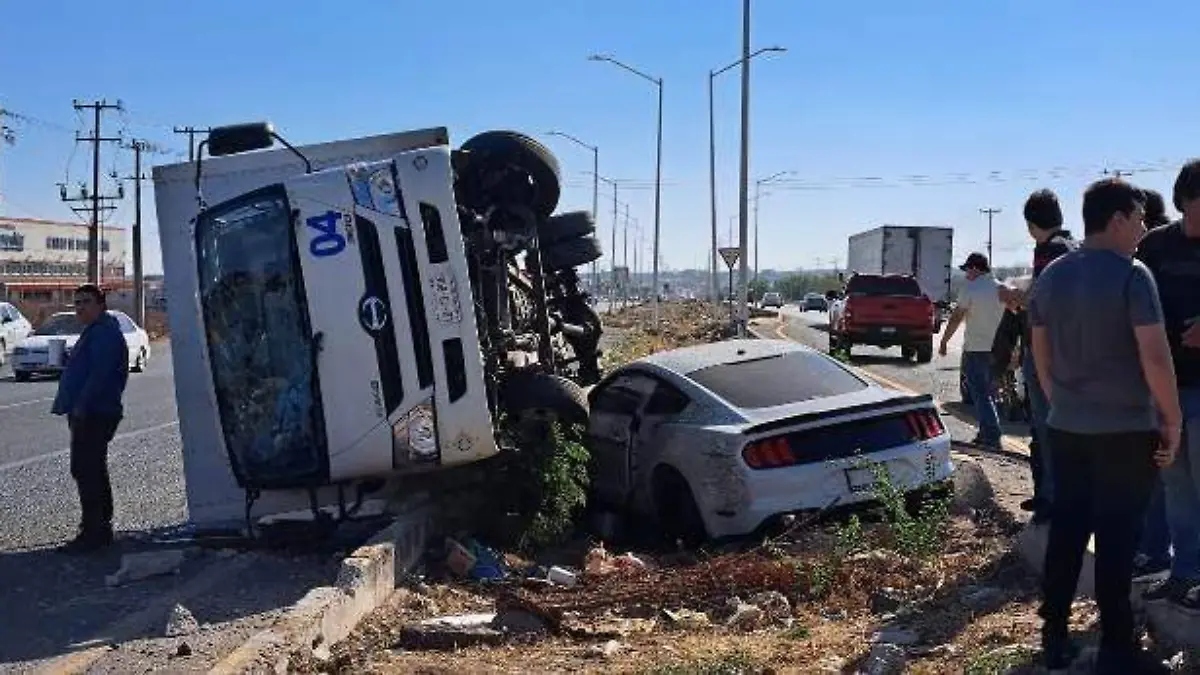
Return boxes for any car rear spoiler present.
[741,393,935,435]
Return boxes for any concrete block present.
[1014,521,1095,598]
[366,503,438,586]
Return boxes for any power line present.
[173,125,211,161]
[979,207,1001,262]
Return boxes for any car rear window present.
[688,351,868,409]
[846,275,922,297]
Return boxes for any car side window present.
[644,380,690,416]
[591,385,643,416]
[115,313,137,334]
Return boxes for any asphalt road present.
[0,342,185,551]
[766,304,1033,453]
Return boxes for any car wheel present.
[915,341,934,364]
[652,466,707,546]
[900,345,916,361]
[540,236,604,272]
[460,130,561,219]
[499,371,589,427]
[539,210,595,245]
[132,348,148,373]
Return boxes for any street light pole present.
[546,131,600,294]
[736,0,752,335]
[589,53,663,326]
[708,45,786,306]
[753,170,793,284]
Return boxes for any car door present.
[630,377,692,484]
[587,372,658,507]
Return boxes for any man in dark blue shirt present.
[51,284,129,554]
[1136,160,1200,614]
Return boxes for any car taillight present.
[742,436,798,470]
[904,409,944,440]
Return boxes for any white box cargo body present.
[845,226,953,304]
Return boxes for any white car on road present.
[11,310,151,381]
[0,302,34,367]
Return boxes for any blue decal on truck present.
[305,211,348,257]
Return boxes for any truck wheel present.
[539,210,595,245]
[901,345,916,361]
[541,236,603,272]
[500,371,589,427]
[460,131,561,218]
[915,341,934,364]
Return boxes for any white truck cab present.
[155,123,602,526]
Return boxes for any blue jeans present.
[1164,387,1200,582]
[1023,352,1054,506]
[963,351,1002,446]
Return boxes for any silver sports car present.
[586,339,953,540]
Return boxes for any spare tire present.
[539,210,595,245]
[460,131,561,219]
[541,236,604,272]
[500,371,589,426]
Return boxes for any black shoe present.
[1132,554,1172,582]
[1144,576,1191,603]
[1096,646,1169,674]
[58,529,114,555]
[1041,630,1080,670]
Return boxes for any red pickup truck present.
[828,273,935,362]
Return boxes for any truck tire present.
[915,341,934,364]
[460,131,561,218]
[541,236,603,272]
[539,210,595,245]
[500,371,589,426]
[901,345,916,361]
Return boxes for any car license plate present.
[846,467,877,492]
[880,327,896,334]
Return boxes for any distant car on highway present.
[760,292,783,309]
[801,293,828,312]
[585,338,953,541]
[10,310,151,381]
[0,302,33,367]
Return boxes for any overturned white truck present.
[153,124,603,530]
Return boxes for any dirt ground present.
[294,301,1193,675]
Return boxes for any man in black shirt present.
[1142,188,1172,230]
[1136,160,1200,614]
[1020,189,1077,521]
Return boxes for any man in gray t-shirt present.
[1027,178,1181,673]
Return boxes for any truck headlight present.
[392,400,439,463]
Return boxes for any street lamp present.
[753,170,794,282]
[589,53,663,326]
[546,130,600,293]
[709,46,786,304]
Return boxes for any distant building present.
[0,216,127,306]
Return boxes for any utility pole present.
[123,140,153,326]
[173,126,211,162]
[623,204,630,309]
[736,0,752,335]
[980,207,1001,262]
[64,100,124,284]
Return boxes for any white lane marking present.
[0,420,180,474]
[0,396,55,412]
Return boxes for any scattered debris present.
[490,608,549,637]
[582,542,649,577]
[397,613,505,651]
[586,639,623,660]
[105,549,187,587]
[747,590,792,625]
[164,603,199,638]
[547,565,578,587]
[661,608,711,630]
[873,626,920,646]
[444,538,506,580]
[861,642,908,675]
[951,456,996,515]
[721,598,766,631]
[961,586,1005,611]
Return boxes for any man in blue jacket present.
[52,284,129,554]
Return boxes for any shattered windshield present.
[196,188,326,488]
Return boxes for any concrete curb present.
[209,504,438,674]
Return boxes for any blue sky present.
[2,0,1197,275]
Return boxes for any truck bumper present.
[843,327,931,348]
